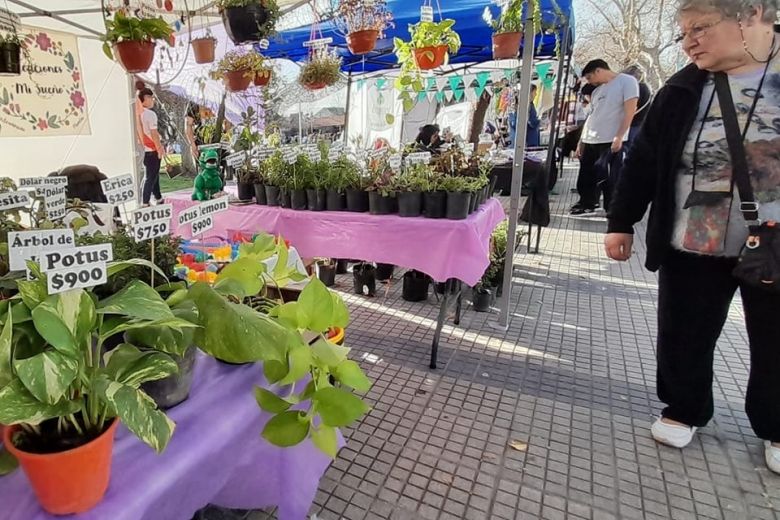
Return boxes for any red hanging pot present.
[492,32,523,60]
[191,37,216,64]
[303,81,327,91]
[224,70,252,92]
[346,29,379,55]
[113,40,156,73]
[253,69,272,87]
[413,45,447,70]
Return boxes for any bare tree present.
[574,0,687,89]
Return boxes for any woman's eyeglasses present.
[673,19,724,44]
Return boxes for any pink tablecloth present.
[168,190,506,286]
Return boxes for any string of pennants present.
[354,64,555,103]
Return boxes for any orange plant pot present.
[346,29,379,55]
[224,70,252,92]
[303,81,327,91]
[191,37,216,64]
[413,45,447,70]
[113,40,156,73]
[253,69,272,87]
[4,420,120,515]
[327,327,345,345]
[492,32,523,60]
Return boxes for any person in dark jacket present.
[605,0,780,473]
[621,64,653,147]
[414,124,441,155]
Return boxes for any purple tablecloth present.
[0,355,340,520]
[168,190,506,286]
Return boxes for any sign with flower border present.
[0,26,90,137]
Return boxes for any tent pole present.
[558,49,575,174]
[343,71,353,144]
[544,22,570,179]
[497,16,536,329]
[127,76,142,205]
[7,0,103,37]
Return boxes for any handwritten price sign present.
[42,244,114,295]
[0,190,32,211]
[191,215,213,236]
[131,205,172,242]
[48,265,107,294]
[101,174,136,205]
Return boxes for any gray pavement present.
[204,164,780,520]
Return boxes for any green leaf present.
[215,257,265,298]
[103,343,178,388]
[264,360,288,384]
[0,380,80,425]
[275,301,300,329]
[125,300,198,356]
[239,234,276,260]
[403,98,415,112]
[100,316,197,343]
[311,387,370,428]
[31,295,79,356]
[14,350,79,404]
[0,312,12,388]
[385,114,395,125]
[278,343,313,385]
[95,378,175,453]
[297,277,333,333]
[261,410,310,447]
[333,360,371,393]
[107,259,168,282]
[16,278,47,310]
[0,448,18,476]
[254,386,292,414]
[102,41,113,60]
[188,282,290,363]
[97,280,174,321]
[311,424,339,458]
[311,338,350,367]
[331,293,349,328]
[272,242,290,279]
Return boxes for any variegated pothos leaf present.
[0,380,80,425]
[14,350,78,404]
[103,343,178,388]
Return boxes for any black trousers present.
[657,250,780,442]
[576,143,611,208]
[142,151,162,204]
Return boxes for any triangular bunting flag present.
[465,88,477,102]
[462,74,475,89]
[448,75,463,92]
[435,91,445,103]
[503,68,515,82]
[356,79,366,91]
[417,91,427,103]
[375,78,387,90]
[475,84,487,99]
[453,88,464,102]
[436,77,449,93]
[444,89,454,102]
[476,71,490,88]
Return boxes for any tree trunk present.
[469,91,492,144]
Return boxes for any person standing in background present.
[185,103,203,163]
[622,64,653,146]
[526,83,541,147]
[138,88,166,206]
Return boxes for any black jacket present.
[607,64,709,271]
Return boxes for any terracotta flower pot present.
[303,81,327,91]
[113,40,156,73]
[413,45,447,70]
[492,32,523,60]
[254,69,272,86]
[346,29,379,55]
[224,70,252,92]
[4,420,120,515]
[191,37,216,64]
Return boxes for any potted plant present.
[102,11,173,73]
[334,0,394,55]
[0,33,22,76]
[439,176,472,220]
[483,0,541,60]
[472,283,493,312]
[217,0,280,45]
[191,32,217,64]
[237,167,258,201]
[307,150,328,211]
[0,271,192,514]
[344,167,371,213]
[254,169,268,205]
[324,157,356,211]
[375,263,394,282]
[263,151,285,206]
[254,67,273,87]
[367,157,397,215]
[298,49,342,90]
[289,155,313,210]
[315,258,337,287]
[212,49,268,93]
[423,172,446,219]
[394,19,461,73]
[402,269,430,302]
[352,263,376,296]
[393,163,431,218]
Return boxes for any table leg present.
[535,224,542,253]
[454,281,462,326]
[430,282,451,370]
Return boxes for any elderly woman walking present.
[605,0,780,473]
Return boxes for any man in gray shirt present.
[572,59,639,215]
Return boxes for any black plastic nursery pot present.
[279,188,291,208]
[291,189,307,210]
[317,263,337,287]
[0,41,21,75]
[375,263,395,281]
[221,4,273,44]
[265,185,280,206]
[446,192,471,220]
[326,189,346,211]
[402,270,430,302]
[423,191,447,219]
[141,346,197,410]
[352,263,376,296]
[468,192,478,214]
[336,259,349,274]
[434,281,458,295]
[307,188,327,211]
[346,189,369,212]
[368,191,397,215]
[472,287,493,313]
[489,174,498,197]
[254,184,267,205]
[398,191,422,217]
[237,182,254,201]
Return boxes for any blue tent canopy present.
[264,0,574,74]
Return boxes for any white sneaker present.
[765,442,780,474]
[651,418,698,448]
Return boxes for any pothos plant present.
[101,11,173,60]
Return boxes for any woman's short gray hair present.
[677,0,778,23]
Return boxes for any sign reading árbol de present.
[0,26,91,137]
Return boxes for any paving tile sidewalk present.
[205,163,780,520]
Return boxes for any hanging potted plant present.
[334,0,394,55]
[393,19,461,74]
[483,0,543,60]
[102,11,173,74]
[298,48,342,91]
[212,49,267,93]
[216,0,280,45]
[0,32,22,76]
[191,31,217,64]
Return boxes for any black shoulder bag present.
[714,72,780,292]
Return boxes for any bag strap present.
[713,72,761,228]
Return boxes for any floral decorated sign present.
[0,26,90,137]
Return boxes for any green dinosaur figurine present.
[192,149,224,201]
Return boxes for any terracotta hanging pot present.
[4,420,120,515]
[113,40,156,73]
[303,81,327,91]
[253,69,272,86]
[191,37,216,64]
[492,32,523,60]
[413,45,447,70]
[346,29,379,55]
[224,70,252,92]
